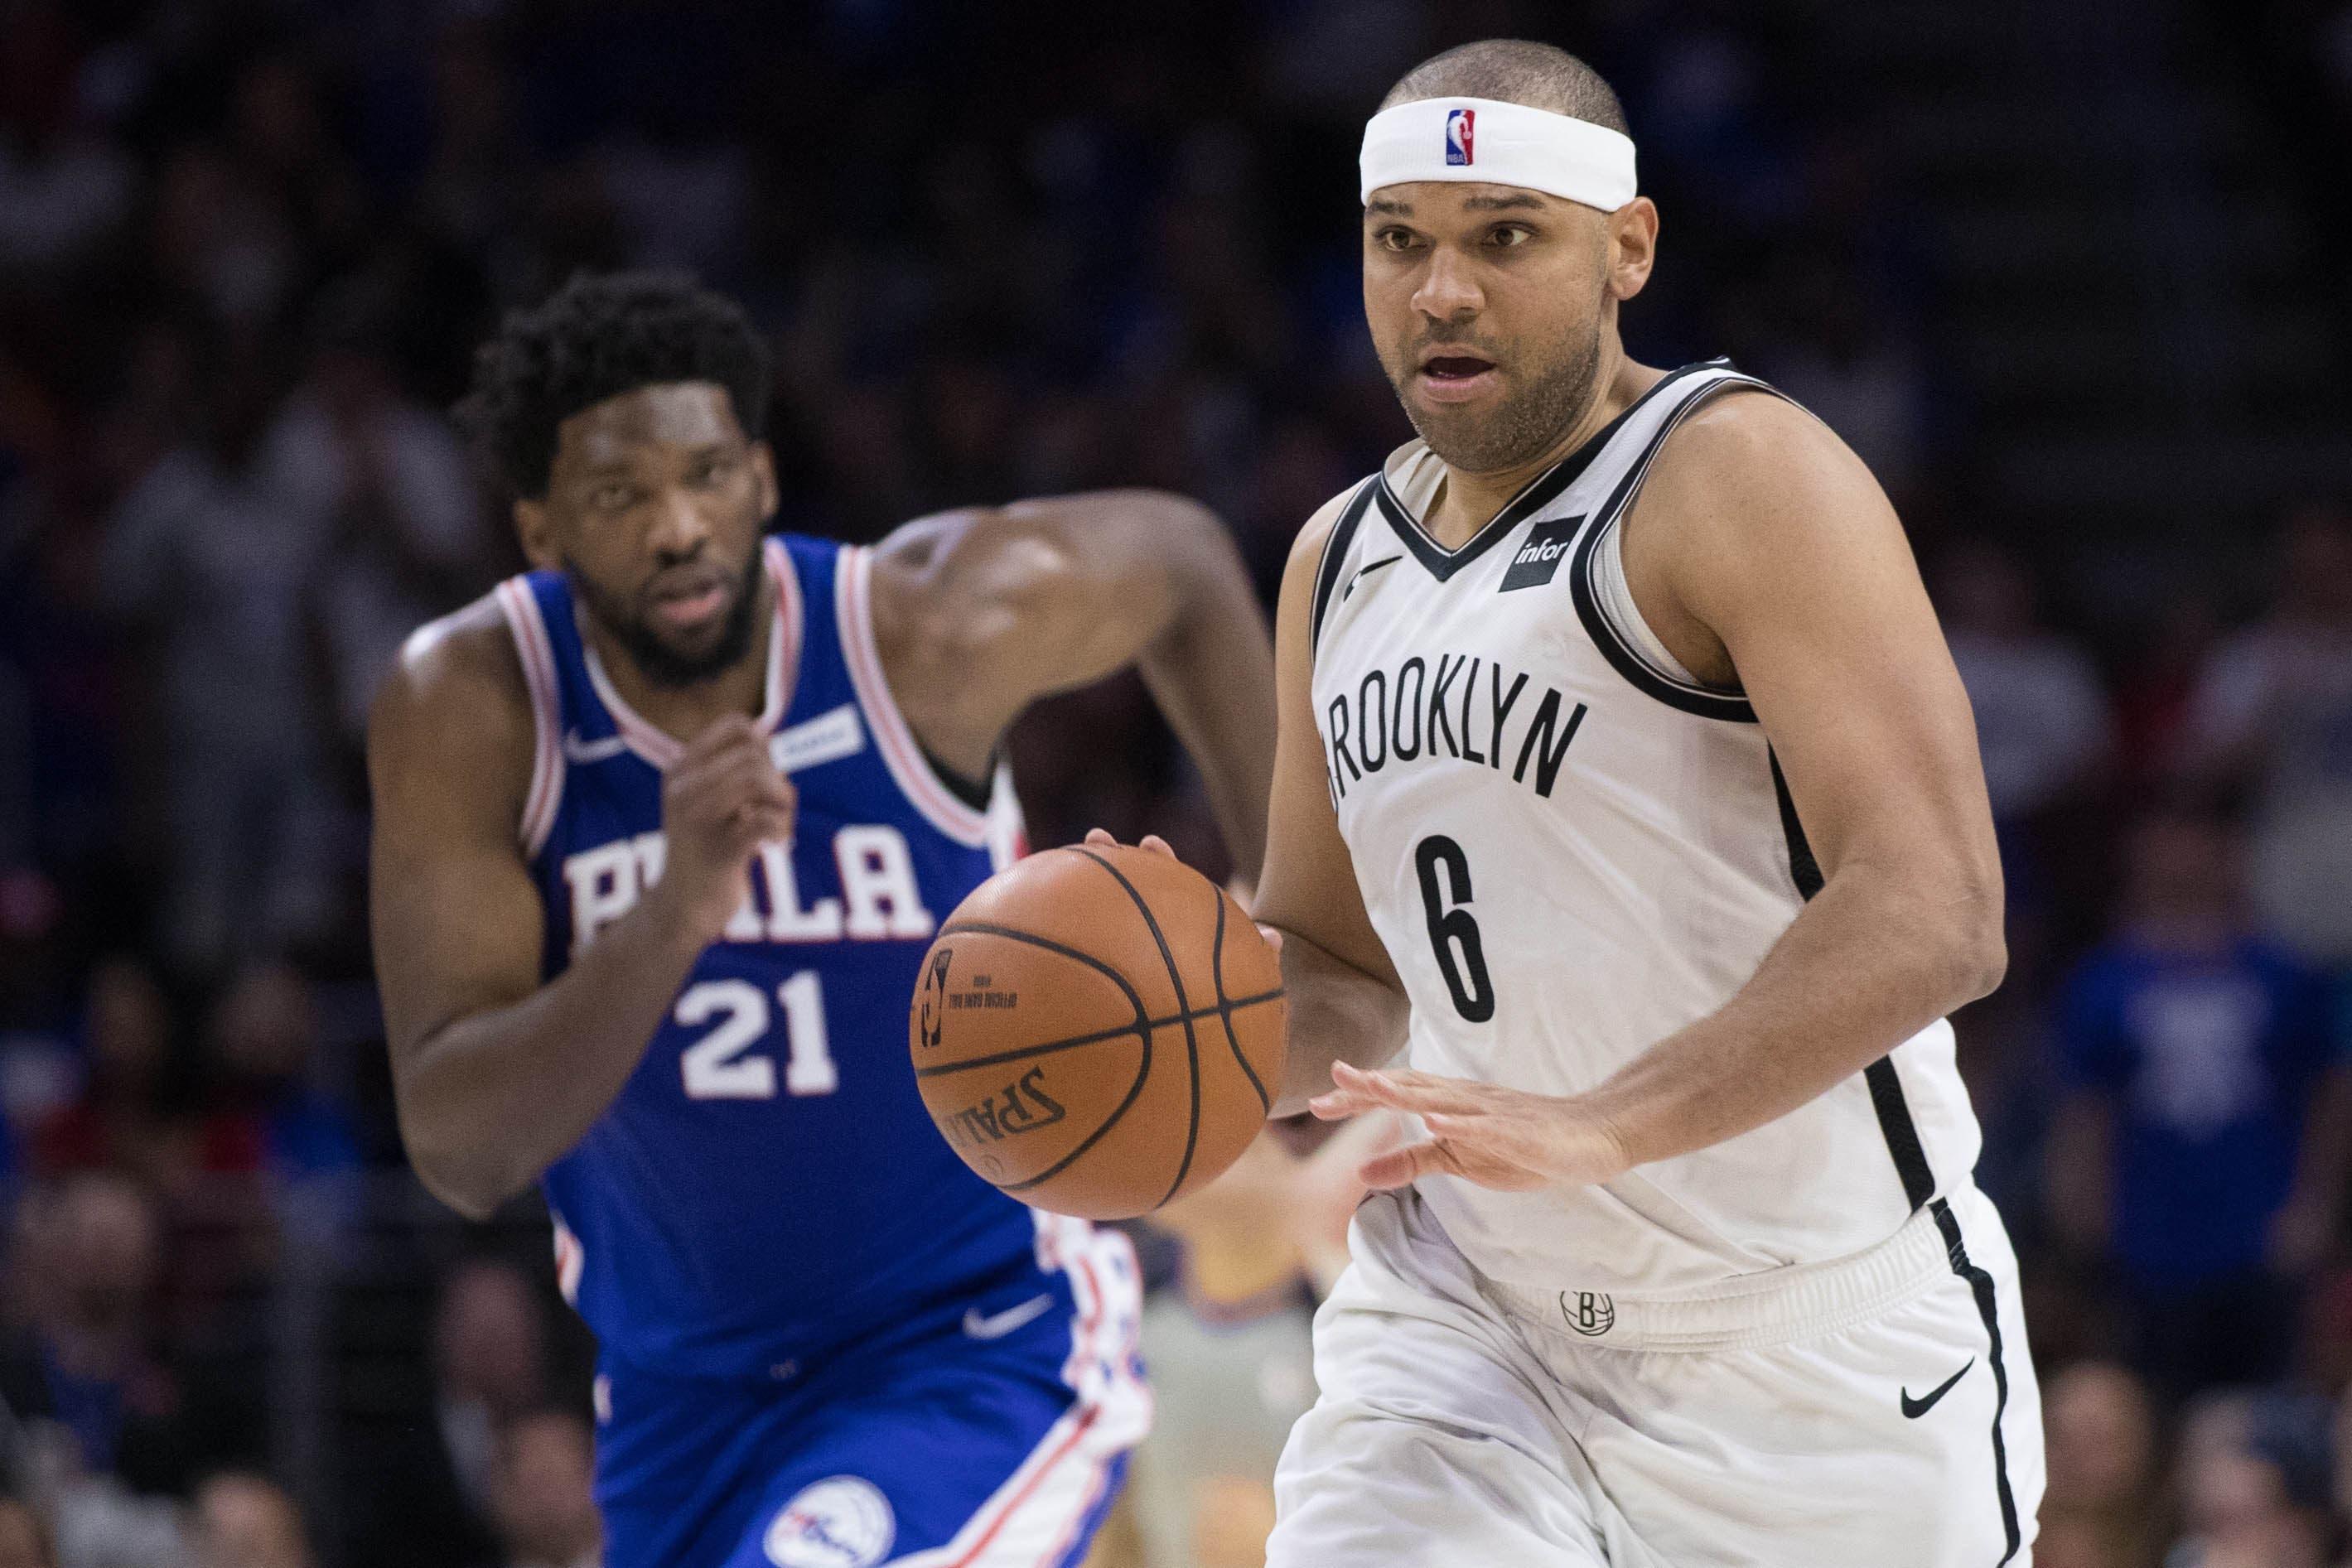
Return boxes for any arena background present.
[4,1,2352,1564]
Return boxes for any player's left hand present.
[1306,1061,1632,1192]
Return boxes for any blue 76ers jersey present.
[491,534,1038,1378]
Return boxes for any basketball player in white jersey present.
[1239,39,2045,1567]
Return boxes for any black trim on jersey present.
[1930,1197,2025,1565]
[1771,750,1939,1213]
[1371,359,1728,584]
[1562,368,1785,724]
[1569,513,1757,723]
[921,747,994,813]
[1307,480,1378,661]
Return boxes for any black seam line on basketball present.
[1565,374,1775,723]
[1308,480,1377,661]
[1208,879,1270,1112]
[928,920,1158,1195]
[1374,357,1728,585]
[1069,847,1203,1209]
[911,987,1287,1078]
[1929,1198,2023,1563]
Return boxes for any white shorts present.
[1268,1184,2044,1567]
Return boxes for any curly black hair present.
[455,271,772,499]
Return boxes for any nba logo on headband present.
[1445,108,1475,166]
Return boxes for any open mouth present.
[1416,352,1500,403]
[647,574,732,633]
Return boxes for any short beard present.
[565,544,765,689]
[1385,310,1605,477]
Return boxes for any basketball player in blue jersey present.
[365,273,1276,1567]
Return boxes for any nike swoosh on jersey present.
[561,731,630,765]
[1900,1358,1974,1418]
[962,1293,1055,1341]
[1342,555,1403,601]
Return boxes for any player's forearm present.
[1268,927,1409,1117]
[395,891,710,1219]
[1581,860,2004,1170]
[1137,521,1277,880]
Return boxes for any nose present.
[647,485,711,563]
[1412,244,1483,322]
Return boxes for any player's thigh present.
[1569,1199,2044,1566]
[727,1328,1144,1567]
[1265,1229,1616,1568]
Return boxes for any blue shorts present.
[593,1218,1147,1567]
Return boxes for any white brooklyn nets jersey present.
[1309,360,1983,1298]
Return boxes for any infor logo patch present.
[765,1478,896,1567]
[1499,517,1585,592]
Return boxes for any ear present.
[750,441,780,522]
[1606,197,1659,302]
[514,497,558,572]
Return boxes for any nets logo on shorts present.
[1446,108,1475,165]
[1560,1291,1615,1338]
[765,1478,896,1567]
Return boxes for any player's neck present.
[586,572,776,744]
[1423,350,1662,550]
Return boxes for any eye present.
[591,482,642,511]
[1374,227,1423,253]
[688,453,737,487]
[1488,224,1534,248]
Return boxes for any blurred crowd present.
[2,1,2350,1565]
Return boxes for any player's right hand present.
[656,715,795,943]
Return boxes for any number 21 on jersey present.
[675,972,838,1099]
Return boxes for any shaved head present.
[1379,38,1629,134]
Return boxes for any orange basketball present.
[909,843,1287,1220]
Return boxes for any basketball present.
[909,843,1287,1220]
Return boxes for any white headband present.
[1359,96,1638,210]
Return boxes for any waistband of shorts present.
[1472,1198,1955,1353]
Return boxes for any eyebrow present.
[1367,197,1412,215]
[1462,192,1545,211]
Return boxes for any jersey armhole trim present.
[1567,375,1785,724]
[493,577,565,859]
[837,543,995,847]
[1306,480,1377,663]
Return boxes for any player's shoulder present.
[1282,477,1379,585]
[368,588,534,765]
[1649,377,1864,504]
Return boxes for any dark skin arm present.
[872,490,1276,879]
[367,603,793,1219]
[371,490,1273,1221]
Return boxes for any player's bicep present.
[366,631,548,1064]
[1664,400,1997,894]
[1254,504,1399,987]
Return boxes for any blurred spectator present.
[31,962,176,1189]
[2166,1389,2336,1567]
[347,1260,545,1568]
[1125,1122,1402,1568]
[486,1410,599,1568]
[283,286,487,771]
[189,1471,312,1568]
[1939,540,2113,830]
[2047,803,2351,1397]
[1129,1133,1318,1568]
[2040,1361,2162,1568]
[2182,506,2352,964]
[0,1495,48,1568]
[192,964,359,1194]
[0,1175,191,1495]
[101,335,336,975]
